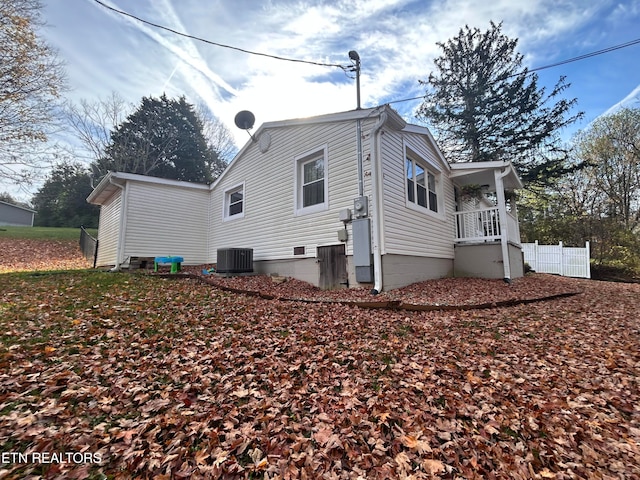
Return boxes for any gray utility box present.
[217,248,254,273]
[352,218,373,283]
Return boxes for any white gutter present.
[369,111,388,294]
[110,176,127,272]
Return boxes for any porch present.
[453,206,521,246]
[449,161,524,280]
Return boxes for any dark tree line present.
[32,162,99,228]
[518,108,640,276]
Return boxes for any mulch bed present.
[175,266,585,309]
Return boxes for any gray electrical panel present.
[352,218,373,282]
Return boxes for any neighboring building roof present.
[0,200,36,213]
[0,201,36,226]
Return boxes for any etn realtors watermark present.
[1,451,102,464]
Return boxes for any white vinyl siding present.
[209,120,368,263]
[381,132,455,259]
[95,191,122,267]
[123,182,209,264]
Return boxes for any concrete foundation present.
[454,242,524,279]
[253,257,320,286]
[251,243,524,291]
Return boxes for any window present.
[303,158,324,207]
[223,183,244,220]
[406,155,439,214]
[295,146,328,215]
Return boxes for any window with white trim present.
[223,183,244,220]
[406,156,439,213]
[295,146,328,214]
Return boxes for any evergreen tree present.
[32,162,99,227]
[417,22,583,185]
[94,94,217,183]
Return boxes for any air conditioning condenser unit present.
[217,248,254,273]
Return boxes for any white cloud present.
[5,0,637,201]
[602,84,640,116]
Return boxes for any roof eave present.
[450,161,524,191]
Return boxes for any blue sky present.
[8,0,640,200]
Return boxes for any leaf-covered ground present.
[185,269,581,308]
[0,240,639,479]
[0,238,91,273]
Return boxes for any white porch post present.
[495,169,511,280]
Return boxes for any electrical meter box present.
[353,196,368,219]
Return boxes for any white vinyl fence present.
[522,241,591,279]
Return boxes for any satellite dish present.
[234,110,255,130]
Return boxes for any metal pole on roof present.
[349,51,364,195]
[349,50,361,110]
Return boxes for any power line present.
[384,36,640,107]
[93,0,640,107]
[387,95,423,105]
[527,37,640,74]
[92,0,349,71]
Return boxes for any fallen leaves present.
[186,268,582,307]
[0,238,91,273]
[0,241,639,478]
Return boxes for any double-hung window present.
[406,156,439,214]
[295,146,328,215]
[223,183,245,221]
[303,158,324,207]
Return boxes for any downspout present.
[494,167,511,282]
[356,119,364,196]
[369,111,387,294]
[110,176,127,272]
[207,183,214,265]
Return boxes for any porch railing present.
[505,209,521,246]
[454,207,520,246]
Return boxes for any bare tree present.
[0,0,66,184]
[575,108,640,231]
[63,92,131,164]
[195,103,236,170]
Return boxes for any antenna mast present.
[348,50,361,110]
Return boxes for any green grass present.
[0,226,97,240]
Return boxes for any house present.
[0,201,36,227]
[87,105,524,292]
